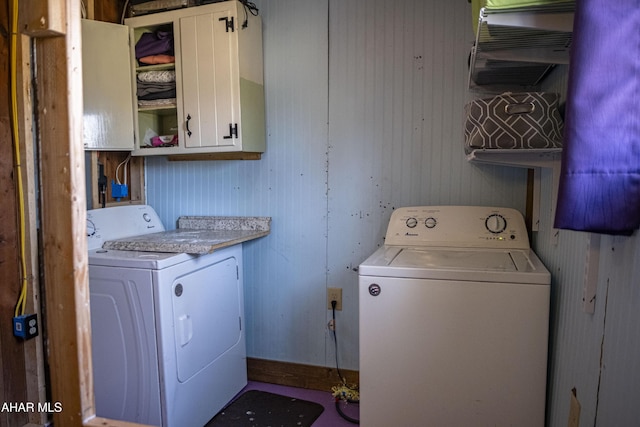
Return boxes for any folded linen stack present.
[135,29,177,108]
[137,70,176,103]
[135,29,175,65]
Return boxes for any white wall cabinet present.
[82,1,265,157]
[126,1,265,156]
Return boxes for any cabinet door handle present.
[186,114,192,137]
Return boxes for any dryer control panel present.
[87,205,165,250]
[385,206,530,249]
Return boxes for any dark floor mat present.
[206,390,325,427]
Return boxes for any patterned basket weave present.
[464,92,564,154]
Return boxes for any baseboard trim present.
[247,357,359,392]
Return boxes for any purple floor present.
[238,380,359,426]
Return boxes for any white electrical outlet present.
[327,287,342,310]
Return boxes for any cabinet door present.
[180,10,240,149]
[82,19,134,151]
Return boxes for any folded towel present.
[135,30,174,59]
[138,98,177,108]
[137,70,176,83]
[137,88,177,101]
[137,80,175,98]
[138,54,175,66]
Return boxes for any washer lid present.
[392,247,518,271]
[359,246,550,284]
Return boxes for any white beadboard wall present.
[147,0,331,366]
[326,0,527,369]
[145,0,528,372]
[536,67,640,426]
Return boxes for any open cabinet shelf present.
[467,148,562,242]
[465,3,573,239]
[469,2,574,90]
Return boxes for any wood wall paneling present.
[2,0,50,425]
[16,32,49,427]
[247,357,359,393]
[90,152,144,209]
[1,1,28,424]
[93,0,123,23]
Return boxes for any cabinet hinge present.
[223,123,239,139]
[218,16,235,32]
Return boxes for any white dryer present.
[87,205,246,427]
[359,206,550,427]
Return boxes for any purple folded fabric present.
[135,30,174,60]
[554,0,640,235]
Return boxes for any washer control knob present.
[143,213,152,222]
[485,214,507,234]
[405,217,418,228]
[424,217,437,229]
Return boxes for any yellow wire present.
[10,0,29,318]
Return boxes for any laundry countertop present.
[102,216,271,254]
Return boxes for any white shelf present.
[483,9,573,32]
[467,148,561,241]
[469,4,574,89]
[466,147,561,168]
[466,3,573,240]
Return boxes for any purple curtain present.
[554,0,640,235]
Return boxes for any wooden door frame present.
[25,0,148,425]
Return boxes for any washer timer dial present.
[485,213,507,234]
[406,217,418,228]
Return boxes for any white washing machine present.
[359,206,550,427]
[87,205,247,427]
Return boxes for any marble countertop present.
[102,216,271,254]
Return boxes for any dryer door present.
[170,255,242,382]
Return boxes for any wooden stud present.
[19,0,66,36]
[16,28,48,426]
[33,0,152,423]
[35,29,91,427]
